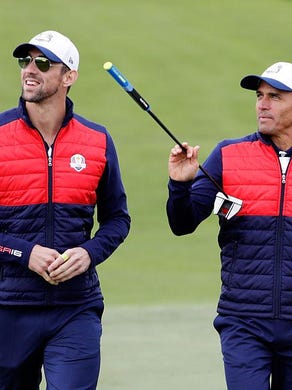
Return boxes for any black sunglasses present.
[18,56,63,72]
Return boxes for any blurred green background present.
[2,0,292,388]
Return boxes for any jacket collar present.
[257,130,273,145]
[258,130,292,156]
[17,96,74,129]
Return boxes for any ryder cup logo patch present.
[70,154,86,172]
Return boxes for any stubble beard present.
[21,85,59,103]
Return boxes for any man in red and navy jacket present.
[167,62,292,390]
[0,31,130,390]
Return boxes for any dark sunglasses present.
[18,56,63,72]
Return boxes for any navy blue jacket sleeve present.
[0,234,36,267]
[167,143,222,235]
[80,133,131,265]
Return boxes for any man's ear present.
[63,70,78,88]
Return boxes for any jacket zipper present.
[46,146,54,248]
[45,146,54,305]
[273,152,290,318]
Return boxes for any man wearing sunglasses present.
[0,30,130,389]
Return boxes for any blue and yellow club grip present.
[103,62,150,111]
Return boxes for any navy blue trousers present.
[214,315,292,390]
[0,304,103,390]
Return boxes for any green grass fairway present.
[98,304,225,390]
[3,0,292,388]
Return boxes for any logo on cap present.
[70,154,86,172]
[265,63,282,75]
[34,31,54,44]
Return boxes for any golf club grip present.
[103,62,150,111]
[127,89,150,111]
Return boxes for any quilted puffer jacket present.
[167,131,292,319]
[0,97,130,306]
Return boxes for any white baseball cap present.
[240,62,292,92]
[13,30,79,71]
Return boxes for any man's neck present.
[26,100,66,146]
[270,133,292,151]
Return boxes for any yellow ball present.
[61,253,69,262]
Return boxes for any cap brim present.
[240,75,292,92]
[13,43,63,63]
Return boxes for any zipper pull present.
[48,146,52,167]
[279,150,290,184]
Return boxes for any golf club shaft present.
[148,110,186,150]
[147,111,226,195]
[103,62,227,196]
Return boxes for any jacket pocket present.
[227,241,238,289]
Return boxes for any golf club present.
[103,62,243,218]
[103,62,226,195]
